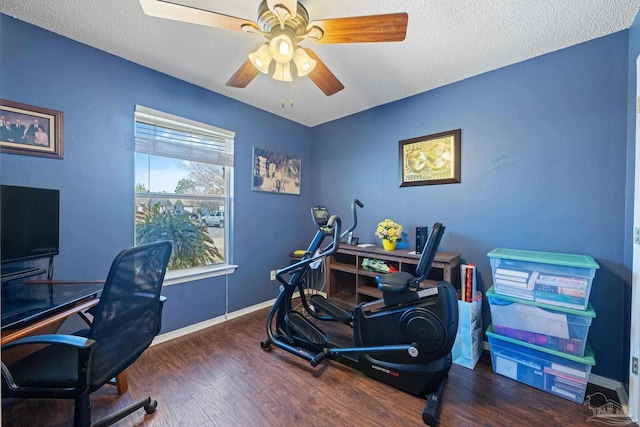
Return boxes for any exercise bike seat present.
[376,223,446,307]
[376,271,414,292]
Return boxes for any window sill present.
[163,264,238,286]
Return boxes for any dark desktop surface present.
[1,281,103,330]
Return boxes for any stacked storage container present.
[486,248,599,404]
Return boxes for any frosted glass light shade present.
[273,62,292,82]
[269,34,294,63]
[293,48,316,77]
[248,44,272,74]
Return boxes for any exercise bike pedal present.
[285,310,328,347]
[310,295,352,324]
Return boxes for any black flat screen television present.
[1,185,60,263]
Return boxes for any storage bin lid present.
[486,286,596,317]
[487,248,599,269]
[486,324,596,365]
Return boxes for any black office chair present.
[1,241,172,427]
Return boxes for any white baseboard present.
[151,298,276,346]
[589,373,629,413]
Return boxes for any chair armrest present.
[2,334,96,396]
[2,334,95,352]
[156,295,167,334]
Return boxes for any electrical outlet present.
[270,270,276,281]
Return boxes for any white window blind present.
[135,105,234,167]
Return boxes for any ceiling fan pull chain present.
[290,80,294,108]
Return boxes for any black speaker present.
[416,226,428,254]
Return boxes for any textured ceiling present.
[1,1,639,127]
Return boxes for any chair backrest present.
[413,222,445,283]
[88,241,172,390]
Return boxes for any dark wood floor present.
[2,306,636,427]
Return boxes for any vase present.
[382,239,396,251]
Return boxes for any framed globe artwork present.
[399,129,461,187]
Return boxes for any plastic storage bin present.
[488,248,599,310]
[487,324,595,404]
[487,286,595,356]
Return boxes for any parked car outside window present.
[204,211,225,227]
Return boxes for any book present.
[534,291,586,309]
[460,263,477,302]
[495,271,539,290]
[538,274,588,287]
[496,278,530,288]
[534,283,586,298]
[535,278,587,290]
[493,285,535,300]
[495,273,527,283]
[495,267,530,279]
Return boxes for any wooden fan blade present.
[139,0,258,32]
[304,49,344,96]
[308,13,408,44]
[226,59,261,88]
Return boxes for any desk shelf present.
[1,268,47,283]
[325,245,460,307]
[1,255,54,284]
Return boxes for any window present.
[134,106,234,281]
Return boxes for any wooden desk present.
[1,298,98,345]
[1,282,128,395]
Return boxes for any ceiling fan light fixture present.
[273,62,293,82]
[293,48,316,77]
[269,34,294,63]
[267,0,297,28]
[248,44,272,74]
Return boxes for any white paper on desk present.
[357,243,375,248]
[491,303,569,338]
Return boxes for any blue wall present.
[0,15,314,331]
[310,32,630,381]
[0,13,635,383]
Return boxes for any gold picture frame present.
[0,99,64,159]
[399,129,461,187]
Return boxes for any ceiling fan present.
[138,0,408,96]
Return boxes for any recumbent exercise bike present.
[260,200,458,426]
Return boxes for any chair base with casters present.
[1,241,172,427]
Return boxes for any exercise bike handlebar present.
[340,198,363,240]
[276,215,342,279]
[323,199,363,253]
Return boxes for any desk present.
[1,282,103,334]
[1,281,129,395]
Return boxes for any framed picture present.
[251,146,301,195]
[399,129,461,187]
[0,100,63,159]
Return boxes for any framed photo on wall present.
[251,146,301,195]
[0,99,64,159]
[399,129,461,186]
